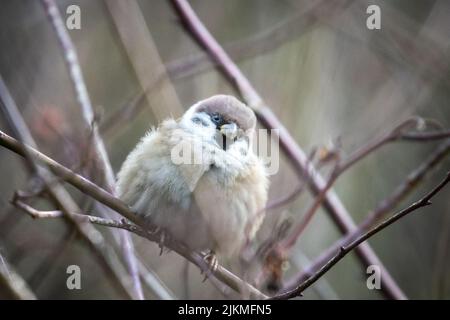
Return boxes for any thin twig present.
[400,131,450,141]
[41,0,115,188]
[13,200,137,232]
[171,0,406,300]
[0,253,37,300]
[283,118,450,248]
[272,171,450,299]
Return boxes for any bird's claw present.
[153,227,167,255]
[202,250,218,282]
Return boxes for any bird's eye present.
[192,115,209,127]
[210,113,223,125]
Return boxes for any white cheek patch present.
[180,113,216,141]
[191,114,211,127]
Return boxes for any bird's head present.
[180,95,256,150]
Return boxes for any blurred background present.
[0,0,449,299]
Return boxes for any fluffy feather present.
[117,95,268,257]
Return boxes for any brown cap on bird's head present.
[195,95,257,131]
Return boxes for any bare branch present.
[400,131,450,141]
[13,199,140,233]
[14,195,267,299]
[283,118,450,248]
[272,171,450,299]
[0,253,37,300]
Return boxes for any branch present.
[171,0,406,300]
[338,118,450,174]
[13,199,233,299]
[282,118,450,248]
[0,253,36,300]
[41,0,144,299]
[0,75,136,299]
[284,138,450,291]
[400,131,450,141]
[0,130,268,299]
[13,199,142,235]
[166,0,350,81]
[272,171,450,299]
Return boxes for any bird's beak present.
[219,123,238,139]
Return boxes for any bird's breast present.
[193,168,265,256]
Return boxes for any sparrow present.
[117,95,268,260]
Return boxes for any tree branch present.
[272,171,450,299]
[0,253,37,300]
[282,118,450,249]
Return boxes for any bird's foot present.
[153,227,169,255]
[202,250,218,282]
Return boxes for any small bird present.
[117,95,268,262]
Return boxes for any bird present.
[116,95,269,264]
